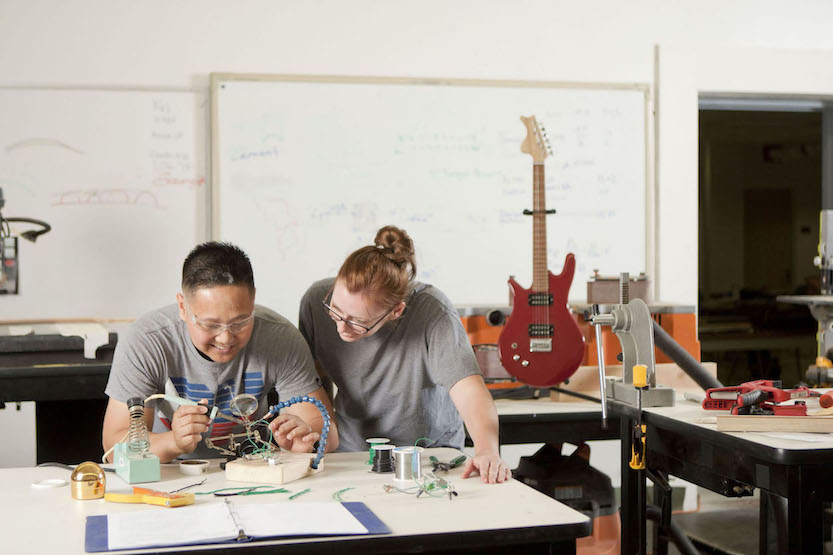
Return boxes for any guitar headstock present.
[520,115,551,163]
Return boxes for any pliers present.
[430,454,467,472]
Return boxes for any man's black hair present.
[182,242,255,293]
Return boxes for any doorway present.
[698,107,820,386]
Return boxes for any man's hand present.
[171,399,210,455]
[461,452,512,484]
[267,413,319,452]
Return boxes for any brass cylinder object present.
[71,461,106,500]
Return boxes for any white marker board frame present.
[211,74,654,323]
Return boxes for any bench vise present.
[588,298,675,408]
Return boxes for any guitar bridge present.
[529,338,552,352]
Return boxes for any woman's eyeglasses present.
[321,287,393,335]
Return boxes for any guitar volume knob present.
[513,355,520,361]
[521,360,530,367]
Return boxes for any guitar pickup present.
[528,324,553,337]
[528,293,553,306]
[529,338,553,352]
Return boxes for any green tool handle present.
[162,395,219,420]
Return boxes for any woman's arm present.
[448,374,511,483]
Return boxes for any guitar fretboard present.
[532,163,548,293]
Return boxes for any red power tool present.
[702,380,813,416]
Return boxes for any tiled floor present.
[668,488,759,554]
[663,488,833,554]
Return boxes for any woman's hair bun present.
[374,225,416,279]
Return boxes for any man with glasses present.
[103,242,337,462]
[299,225,510,483]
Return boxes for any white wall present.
[3,0,833,305]
[0,402,36,467]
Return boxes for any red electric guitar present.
[497,116,585,386]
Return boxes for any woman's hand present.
[461,452,512,483]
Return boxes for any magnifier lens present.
[230,394,258,417]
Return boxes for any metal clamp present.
[588,298,675,408]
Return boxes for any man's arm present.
[270,386,339,452]
[448,374,511,483]
[102,397,210,463]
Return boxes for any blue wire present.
[266,396,330,469]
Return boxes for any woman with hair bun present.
[299,225,510,483]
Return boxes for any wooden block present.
[716,415,833,433]
[225,453,323,485]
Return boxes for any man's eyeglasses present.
[321,286,394,335]
[183,299,255,335]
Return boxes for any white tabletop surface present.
[645,394,833,451]
[494,398,601,416]
[494,393,833,451]
[0,448,589,554]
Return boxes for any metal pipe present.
[652,320,722,390]
[646,504,699,555]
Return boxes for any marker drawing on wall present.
[6,138,85,155]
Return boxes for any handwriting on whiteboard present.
[53,188,161,208]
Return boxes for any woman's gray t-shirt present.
[299,278,481,452]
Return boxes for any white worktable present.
[646,394,833,450]
[614,394,833,554]
[0,448,590,554]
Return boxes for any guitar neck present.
[532,163,548,292]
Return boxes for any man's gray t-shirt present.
[299,278,481,452]
[105,304,321,458]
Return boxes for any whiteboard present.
[213,75,649,323]
[0,88,208,320]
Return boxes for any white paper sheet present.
[107,503,236,550]
[236,502,368,538]
[105,501,370,550]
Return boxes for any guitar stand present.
[522,209,556,215]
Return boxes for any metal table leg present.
[620,415,646,554]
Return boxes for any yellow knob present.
[633,364,648,388]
